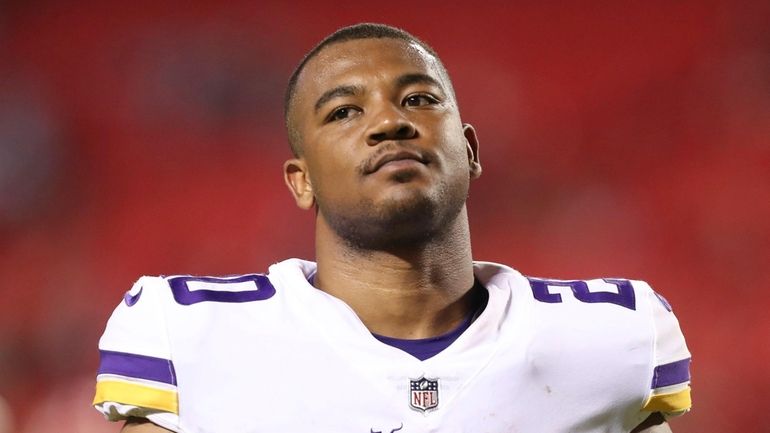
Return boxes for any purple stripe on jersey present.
[123,287,143,307]
[651,358,691,388]
[98,350,177,385]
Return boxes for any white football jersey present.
[93,259,691,433]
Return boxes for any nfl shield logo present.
[409,376,439,413]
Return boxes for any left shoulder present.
[473,261,673,317]
[475,262,693,423]
[520,272,693,418]
[476,260,665,315]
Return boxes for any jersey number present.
[527,278,636,310]
[168,274,276,305]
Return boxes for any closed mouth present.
[367,151,428,174]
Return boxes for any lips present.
[366,150,428,174]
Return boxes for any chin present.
[322,184,466,251]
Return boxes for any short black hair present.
[284,23,450,156]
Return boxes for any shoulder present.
[480,261,694,419]
[97,258,319,359]
[478,262,693,419]
[93,260,315,428]
[94,276,181,428]
[474,260,666,316]
[116,258,316,309]
[99,259,319,351]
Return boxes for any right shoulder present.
[92,272,278,430]
[93,276,181,430]
[93,261,316,429]
[97,275,176,358]
[96,270,284,362]
[122,259,317,308]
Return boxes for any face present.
[285,38,481,250]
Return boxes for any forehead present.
[294,38,447,108]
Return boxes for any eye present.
[327,106,361,122]
[404,94,439,107]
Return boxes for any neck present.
[313,207,479,339]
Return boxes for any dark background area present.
[0,1,768,431]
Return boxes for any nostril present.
[367,116,417,145]
[396,125,414,138]
[369,131,388,142]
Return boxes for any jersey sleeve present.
[93,276,181,432]
[639,282,692,418]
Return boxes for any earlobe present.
[283,158,315,210]
[462,123,482,179]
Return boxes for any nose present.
[365,104,417,145]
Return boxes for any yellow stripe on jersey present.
[642,387,691,412]
[93,380,179,414]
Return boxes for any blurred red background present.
[0,1,768,432]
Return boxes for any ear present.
[283,158,315,210]
[463,123,482,179]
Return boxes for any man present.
[93,23,691,432]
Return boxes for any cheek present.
[306,155,358,201]
[434,129,471,170]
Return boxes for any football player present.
[94,23,691,432]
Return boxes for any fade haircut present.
[283,23,453,156]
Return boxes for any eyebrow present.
[314,85,362,113]
[312,73,445,114]
[395,73,443,90]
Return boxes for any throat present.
[372,285,488,361]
